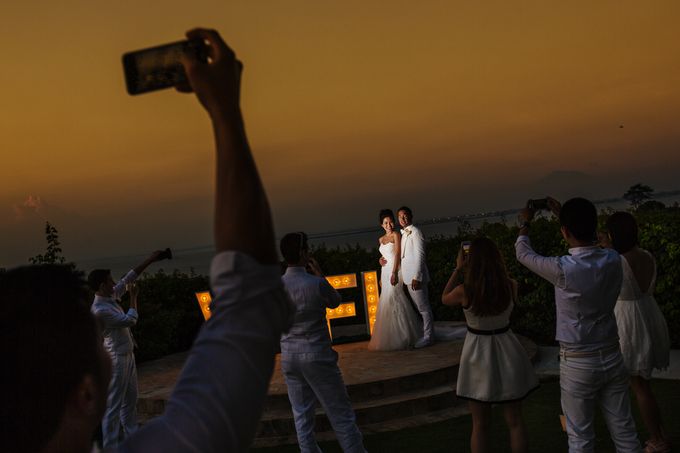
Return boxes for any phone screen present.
[122,39,207,95]
[462,241,471,255]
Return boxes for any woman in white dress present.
[368,209,420,351]
[606,212,671,453]
[442,237,538,453]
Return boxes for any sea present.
[74,192,680,279]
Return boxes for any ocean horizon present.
[71,192,680,278]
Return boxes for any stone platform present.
[136,322,538,448]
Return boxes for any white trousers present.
[406,283,433,342]
[102,351,138,448]
[282,350,366,453]
[559,348,641,453]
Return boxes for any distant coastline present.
[71,191,680,279]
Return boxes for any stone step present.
[135,326,538,448]
[257,383,461,439]
[263,364,458,412]
[252,404,470,448]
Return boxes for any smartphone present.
[527,198,549,211]
[462,241,471,256]
[122,39,208,95]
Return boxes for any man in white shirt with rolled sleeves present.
[397,206,434,348]
[515,196,640,453]
[88,250,165,448]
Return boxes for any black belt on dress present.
[466,324,510,335]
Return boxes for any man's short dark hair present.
[280,232,308,264]
[397,206,413,217]
[0,265,104,453]
[606,211,638,254]
[88,268,111,292]
[559,197,597,242]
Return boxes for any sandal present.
[643,439,672,453]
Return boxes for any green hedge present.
[120,270,208,362]
[128,205,680,362]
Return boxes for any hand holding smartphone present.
[461,241,471,257]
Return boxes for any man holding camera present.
[88,250,167,447]
[279,232,366,453]
[515,197,640,452]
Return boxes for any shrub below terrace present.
[121,270,208,362]
[128,205,680,361]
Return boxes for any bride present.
[368,209,421,351]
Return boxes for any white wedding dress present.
[368,242,421,351]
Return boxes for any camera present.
[527,198,549,211]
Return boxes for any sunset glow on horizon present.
[2,1,680,267]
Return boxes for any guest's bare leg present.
[468,401,491,453]
[502,401,528,453]
[630,376,665,442]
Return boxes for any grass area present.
[251,379,679,452]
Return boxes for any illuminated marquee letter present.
[195,291,212,321]
[195,270,382,339]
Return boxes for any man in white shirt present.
[1,28,291,453]
[515,197,640,453]
[88,250,165,448]
[280,232,366,453]
[397,206,434,348]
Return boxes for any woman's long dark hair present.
[464,237,513,316]
[606,211,638,254]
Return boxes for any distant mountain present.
[532,170,600,200]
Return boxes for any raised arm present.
[441,246,467,306]
[180,28,276,264]
[111,251,164,299]
[122,28,288,453]
[93,304,138,329]
[515,207,564,287]
[307,257,341,308]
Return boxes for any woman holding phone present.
[442,237,538,453]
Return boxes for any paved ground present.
[137,321,537,404]
[534,346,680,380]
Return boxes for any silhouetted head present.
[464,237,513,317]
[606,211,638,254]
[0,265,111,453]
[87,268,114,296]
[559,198,597,243]
[280,232,309,265]
[397,206,413,228]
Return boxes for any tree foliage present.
[29,222,67,265]
[623,183,654,209]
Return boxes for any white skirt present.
[456,330,539,403]
[615,296,670,379]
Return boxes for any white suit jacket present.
[400,225,429,284]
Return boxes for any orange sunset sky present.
[2,1,680,267]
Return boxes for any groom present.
[397,206,434,348]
